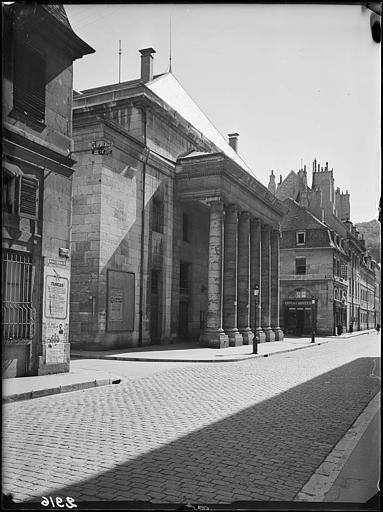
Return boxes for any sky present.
[64,3,381,223]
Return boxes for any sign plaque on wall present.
[107,270,135,332]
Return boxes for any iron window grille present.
[2,250,35,340]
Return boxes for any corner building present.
[269,160,380,336]
[2,4,94,377]
[70,48,285,350]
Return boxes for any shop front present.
[283,298,317,336]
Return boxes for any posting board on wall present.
[106,270,135,332]
[42,259,70,364]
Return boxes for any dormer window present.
[296,231,306,245]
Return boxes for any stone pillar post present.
[199,200,229,348]
[250,218,266,342]
[223,204,243,346]
[261,224,275,342]
[237,211,253,344]
[270,227,284,340]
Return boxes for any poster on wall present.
[107,270,135,332]
[42,259,70,355]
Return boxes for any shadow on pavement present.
[11,357,381,509]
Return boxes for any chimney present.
[228,133,239,153]
[268,170,276,195]
[139,47,156,83]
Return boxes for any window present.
[2,172,17,214]
[179,263,190,293]
[152,198,164,233]
[296,257,306,275]
[182,213,190,242]
[13,42,46,128]
[2,165,38,218]
[296,231,306,245]
[296,288,307,298]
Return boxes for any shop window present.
[152,198,164,233]
[12,42,46,129]
[296,231,306,245]
[296,257,306,275]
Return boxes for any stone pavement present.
[3,329,375,403]
[2,333,380,506]
[3,336,329,403]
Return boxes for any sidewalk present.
[2,329,375,404]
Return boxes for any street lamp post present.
[311,297,316,343]
[253,284,259,354]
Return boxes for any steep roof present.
[41,5,73,31]
[146,73,257,178]
[282,198,328,230]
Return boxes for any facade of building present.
[70,48,286,351]
[269,161,380,336]
[2,3,94,377]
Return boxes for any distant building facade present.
[269,160,380,336]
[2,3,94,377]
[70,48,286,351]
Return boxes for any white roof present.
[147,73,257,178]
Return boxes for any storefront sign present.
[284,299,314,307]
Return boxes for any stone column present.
[261,224,275,342]
[199,200,229,348]
[250,218,266,342]
[223,204,243,346]
[237,211,253,344]
[270,227,284,341]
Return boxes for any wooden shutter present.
[19,176,38,218]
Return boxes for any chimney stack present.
[139,47,156,83]
[228,133,239,153]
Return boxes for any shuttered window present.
[13,42,46,126]
[19,176,39,218]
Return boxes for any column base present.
[199,330,229,348]
[226,329,243,346]
[263,327,276,342]
[272,327,284,341]
[253,328,266,343]
[239,328,254,345]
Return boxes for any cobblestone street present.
[2,334,380,506]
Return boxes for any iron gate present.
[2,249,35,340]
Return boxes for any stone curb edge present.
[294,391,381,502]
[2,377,121,404]
[72,340,328,364]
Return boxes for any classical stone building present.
[270,160,380,336]
[70,48,286,350]
[2,3,94,377]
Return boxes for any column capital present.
[239,210,250,221]
[261,223,271,233]
[225,203,240,215]
[207,198,224,212]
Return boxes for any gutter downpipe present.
[139,108,150,346]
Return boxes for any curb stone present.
[294,392,381,502]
